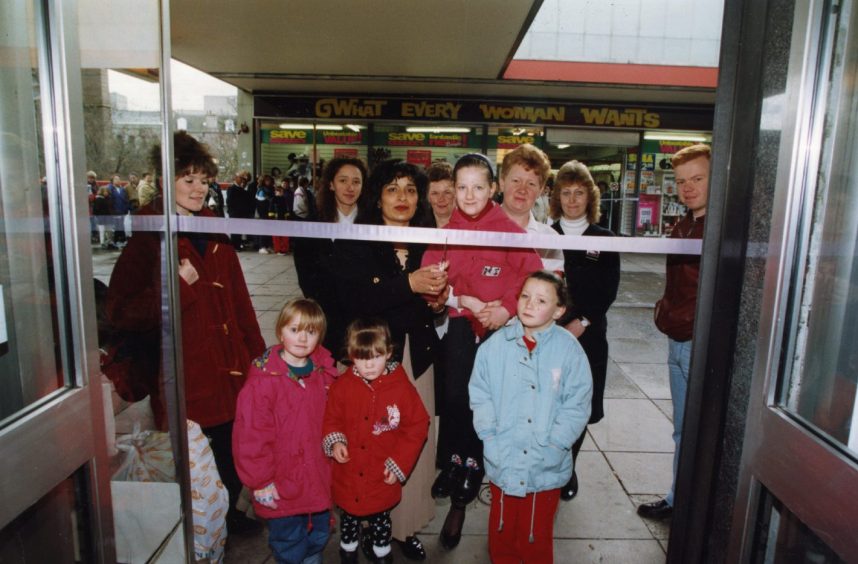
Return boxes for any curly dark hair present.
[149,130,218,179]
[356,159,430,227]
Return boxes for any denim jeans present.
[268,511,330,564]
[666,338,692,507]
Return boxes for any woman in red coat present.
[107,131,265,534]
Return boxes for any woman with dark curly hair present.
[329,159,448,561]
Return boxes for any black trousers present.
[436,317,484,468]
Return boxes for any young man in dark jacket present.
[638,144,710,521]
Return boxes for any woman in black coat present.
[550,160,621,501]
[329,159,448,560]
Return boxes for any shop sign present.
[388,132,427,146]
[657,140,699,153]
[407,150,432,168]
[321,131,363,145]
[497,135,536,149]
[579,107,660,128]
[640,153,655,171]
[268,129,309,144]
[428,133,467,147]
[255,95,714,131]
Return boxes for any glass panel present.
[0,471,93,563]
[778,0,858,455]
[752,489,846,564]
[77,0,189,560]
[0,0,66,424]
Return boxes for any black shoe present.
[560,470,579,501]
[452,466,484,506]
[431,463,464,499]
[361,535,394,563]
[637,498,673,520]
[396,535,426,561]
[361,529,374,561]
[339,548,359,563]
[439,505,465,550]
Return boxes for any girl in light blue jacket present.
[470,271,593,563]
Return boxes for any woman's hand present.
[178,258,199,285]
[477,303,510,330]
[332,442,350,464]
[429,285,450,313]
[565,318,586,338]
[408,264,448,295]
[383,467,397,485]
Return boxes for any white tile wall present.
[513,0,724,67]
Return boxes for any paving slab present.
[609,338,667,364]
[605,452,673,495]
[653,399,674,422]
[554,451,653,539]
[607,308,659,340]
[554,539,666,563]
[603,359,646,399]
[588,399,674,453]
[618,362,671,399]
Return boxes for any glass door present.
[0,0,193,561]
[731,0,858,560]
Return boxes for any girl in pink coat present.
[232,299,339,564]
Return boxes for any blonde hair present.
[345,318,393,360]
[275,298,327,344]
[550,160,601,224]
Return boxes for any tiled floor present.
[92,247,676,563]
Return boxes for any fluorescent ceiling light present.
[405,127,471,133]
[643,132,710,142]
[278,123,343,131]
[345,124,365,132]
[556,143,570,149]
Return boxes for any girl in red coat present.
[232,299,339,564]
[322,319,430,564]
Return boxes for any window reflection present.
[778,4,858,455]
[0,0,64,423]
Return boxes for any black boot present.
[452,465,484,506]
[560,470,579,501]
[431,462,465,499]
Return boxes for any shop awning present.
[170,0,716,105]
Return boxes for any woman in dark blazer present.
[330,159,448,560]
[550,160,621,501]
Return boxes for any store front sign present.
[256,95,713,131]
[579,107,660,128]
[321,131,363,144]
[497,135,536,149]
[269,130,309,144]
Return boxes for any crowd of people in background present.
[99,131,709,563]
